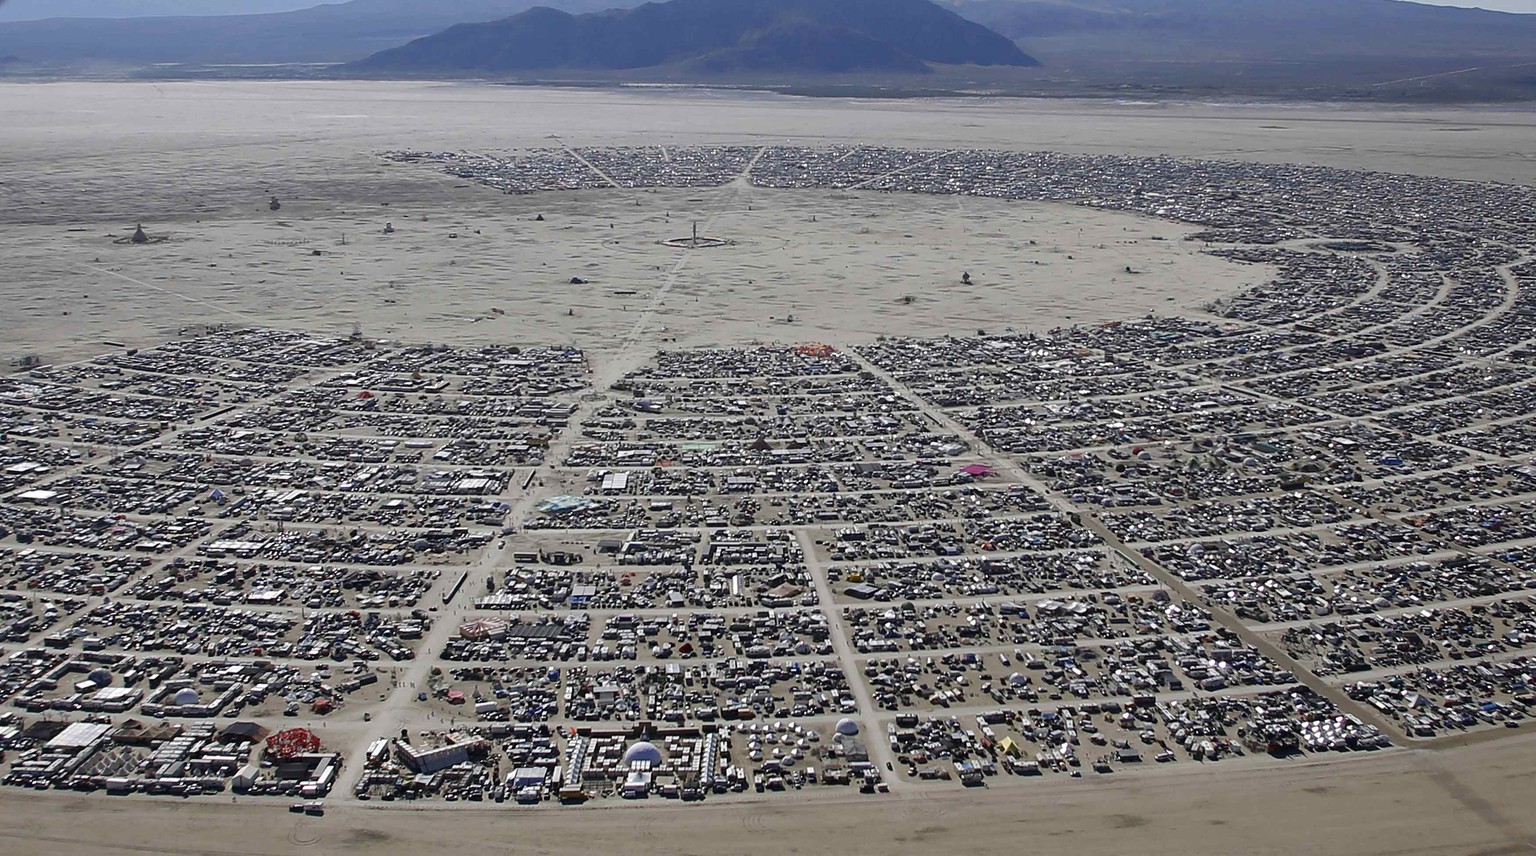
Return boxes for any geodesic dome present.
[622,741,663,765]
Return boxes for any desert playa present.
[1,82,1536,855]
[1,176,1250,372]
[4,82,1534,365]
[2,729,1535,856]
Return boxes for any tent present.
[220,722,272,744]
[265,728,321,760]
[537,495,594,515]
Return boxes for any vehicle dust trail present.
[850,149,956,190]
[734,145,770,187]
[551,135,622,189]
[1371,60,1536,88]
[595,242,699,390]
[602,181,754,387]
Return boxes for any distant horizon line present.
[0,0,1535,25]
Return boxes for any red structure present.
[265,727,322,760]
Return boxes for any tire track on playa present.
[601,180,754,387]
[614,242,696,359]
[80,264,264,324]
[0,831,273,856]
[0,178,50,205]
[1416,758,1536,853]
[288,821,321,847]
[904,793,951,820]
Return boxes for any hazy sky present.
[1,0,1534,20]
[0,1,325,21]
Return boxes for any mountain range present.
[943,0,1536,83]
[353,0,1035,75]
[0,0,1534,98]
[0,0,606,64]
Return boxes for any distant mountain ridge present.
[353,0,1037,74]
[0,0,622,63]
[0,0,1533,99]
[943,0,1536,63]
[689,19,930,74]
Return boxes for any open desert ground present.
[1,83,1535,374]
[0,726,1534,856]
